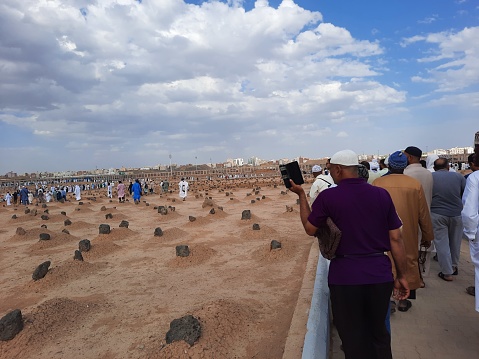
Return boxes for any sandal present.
[398,299,412,312]
[453,267,458,275]
[466,286,475,296]
[390,300,397,314]
[438,272,453,281]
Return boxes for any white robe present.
[179,180,189,199]
[5,193,12,205]
[74,185,81,201]
[462,171,479,312]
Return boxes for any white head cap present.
[312,165,322,173]
[330,150,359,166]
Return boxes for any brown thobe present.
[373,174,434,290]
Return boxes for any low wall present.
[301,255,330,359]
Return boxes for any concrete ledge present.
[282,242,319,359]
[301,255,330,359]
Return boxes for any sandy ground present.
[0,178,315,359]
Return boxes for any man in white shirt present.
[309,165,334,204]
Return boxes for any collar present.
[337,177,367,185]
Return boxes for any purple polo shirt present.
[308,178,402,285]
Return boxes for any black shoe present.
[433,254,438,261]
[466,286,475,296]
[398,299,412,312]
[453,267,458,275]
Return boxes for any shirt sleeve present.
[307,191,328,228]
[462,173,479,242]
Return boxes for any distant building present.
[233,158,244,167]
[5,171,17,178]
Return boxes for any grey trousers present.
[431,213,463,275]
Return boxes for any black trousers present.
[329,281,394,359]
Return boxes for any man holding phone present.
[289,149,409,359]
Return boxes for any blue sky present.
[1,0,478,173]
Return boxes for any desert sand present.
[0,178,316,359]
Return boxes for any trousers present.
[431,213,463,275]
[329,281,393,359]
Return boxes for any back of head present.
[358,164,369,180]
[468,153,475,165]
[404,146,422,161]
[388,150,408,171]
[311,164,322,175]
[330,150,359,180]
[434,157,449,171]
[359,161,370,170]
[330,150,359,167]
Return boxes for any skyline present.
[1,0,478,173]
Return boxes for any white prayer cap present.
[330,150,359,166]
[312,165,322,173]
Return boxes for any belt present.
[335,252,386,258]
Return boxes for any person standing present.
[163,179,169,193]
[178,178,189,201]
[431,157,466,281]
[290,149,409,359]
[117,181,125,203]
[13,189,18,206]
[107,182,113,198]
[20,186,29,206]
[4,192,12,206]
[74,184,81,201]
[132,179,142,204]
[462,132,479,302]
[373,150,434,312]
[404,146,435,281]
[309,164,334,204]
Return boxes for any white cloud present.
[417,14,439,24]
[405,27,479,92]
[0,0,410,172]
[337,131,348,138]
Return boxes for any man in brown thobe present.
[373,150,434,312]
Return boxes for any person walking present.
[431,157,466,281]
[117,181,125,203]
[132,179,142,204]
[373,150,433,312]
[289,149,409,359]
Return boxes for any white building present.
[232,158,244,167]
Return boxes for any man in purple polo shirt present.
[290,149,409,359]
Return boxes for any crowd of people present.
[291,131,479,359]
[1,178,177,206]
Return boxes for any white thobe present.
[462,171,479,312]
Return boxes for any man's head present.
[360,161,371,170]
[326,158,331,170]
[388,150,408,174]
[329,150,359,183]
[475,152,479,168]
[404,146,422,165]
[311,165,322,177]
[379,158,387,170]
[433,157,449,171]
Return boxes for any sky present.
[1,0,478,173]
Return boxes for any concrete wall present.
[302,255,330,359]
